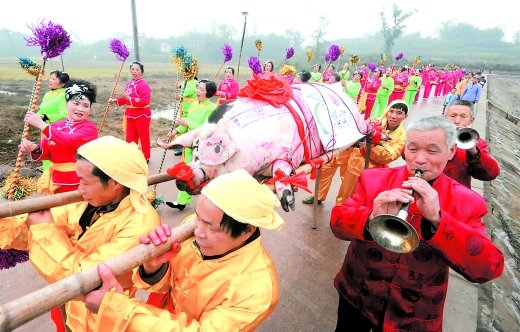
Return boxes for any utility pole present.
[237,11,249,78]
[130,0,140,61]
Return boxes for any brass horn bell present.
[456,128,479,150]
[368,169,423,254]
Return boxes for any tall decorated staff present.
[255,39,263,59]
[155,48,198,185]
[335,45,346,70]
[8,21,71,202]
[306,48,314,63]
[412,55,421,68]
[212,43,233,81]
[325,44,341,68]
[349,54,360,70]
[247,56,263,75]
[278,46,295,72]
[1,21,70,268]
[393,51,404,70]
[380,53,388,66]
[98,39,130,133]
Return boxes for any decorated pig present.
[162,72,384,211]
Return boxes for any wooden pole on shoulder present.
[0,220,195,332]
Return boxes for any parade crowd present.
[0,54,503,332]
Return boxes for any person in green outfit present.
[172,76,198,156]
[371,68,394,118]
[339,62,351,84]
[343,71,362,101]
[309,63,323,83]
[159,79,217,211]
[37,70,70,171]
[403,68,422,109]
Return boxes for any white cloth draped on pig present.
[168,80,382,212]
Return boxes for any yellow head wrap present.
[77,136,149,213]
[201,169,284,230]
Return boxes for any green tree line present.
[1,21,519,73]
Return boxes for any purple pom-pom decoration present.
[327,44,341,62]
[109,39,130,61]
[395,52,404,61]
[325,53,331,62]
[248,56,262,75]
[367,62,377,72]
[222,43,233,62]
[0,249,29,270]
[25,20,71,59]
[285,47,295,60]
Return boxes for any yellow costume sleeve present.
[0,215,29,250]
[27,202,160,285]
[97,272,276,332]
[369,127,406,165]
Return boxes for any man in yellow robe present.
[0,136,160,331]
[341,100,408,200]
[85,169,284,331]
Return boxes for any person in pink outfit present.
[215,66,239,107]
[110,61,152,161]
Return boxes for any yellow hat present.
[77,136,149,213]
[201,169,284,230]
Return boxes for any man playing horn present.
[330,116,503,332]
[0,136,160,331]
[85,169,284,331]
[443,99,499,188]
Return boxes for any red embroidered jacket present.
[443,138,500,188]
[117,78,152,118]
[330,166,504,332]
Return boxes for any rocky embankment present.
[478,75,520,331]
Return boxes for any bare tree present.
[312,16,329,65]
[513,31,520,45]
[380,3,416,58]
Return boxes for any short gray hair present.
[406,116,457,147]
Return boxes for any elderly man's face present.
[405,129,456,181]
[445,104,474,129]
[193,195,253,257]
[76,159,123,207]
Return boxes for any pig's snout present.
[176,180,192,193]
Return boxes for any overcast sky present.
[0,0,516,44]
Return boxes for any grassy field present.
[0,59,225,174]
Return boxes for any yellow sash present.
[37,162,76,195]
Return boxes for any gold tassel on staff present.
[0,220,196,332]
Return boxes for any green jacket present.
[376,76,395,97]
[407,75,422,92]
[37,88,67,123]
[180,79,198,118]
[177,99,216,135]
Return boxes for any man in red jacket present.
[330,116,504,332]
[443,99,499,188]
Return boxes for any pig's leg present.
[272,160,296,212]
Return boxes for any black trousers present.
[335,295,383,332]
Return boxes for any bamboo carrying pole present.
[0,220,196,332]
[0,173,174,219]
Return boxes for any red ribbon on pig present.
[238,72,293,108]
[309,158,325,180]
[167,161,196,190]
[266,169,312,193]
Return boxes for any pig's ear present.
[196,133,238,166]
[171,129,198,147]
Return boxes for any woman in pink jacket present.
[110,61,152,161]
